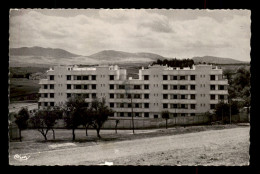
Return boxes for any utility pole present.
[229,99,232,124]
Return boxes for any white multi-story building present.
[38,64,228,118]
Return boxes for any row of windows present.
[41,93,55,98]
[210,85,227,90]
[163,103,196,109]
[163,75,196,81]
[115,112,195,118]
[66,75,96,81]
[43,84,54,89]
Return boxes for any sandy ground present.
[9,127,249,166]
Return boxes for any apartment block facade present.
[38,64,228,118]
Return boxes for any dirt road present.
[9,127,249,166]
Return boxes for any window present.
[77,76,82,80]
[83,94,89,98]
[109,75,114,80]
[210,85,216,90]
[173,76,177,80]
[163,85,168,90]
[50,102,54,106]
[173,85,178,90]
[210,104,216,110]
[163,94,168,99]
[144,85,149,89]
[77,94,81,97]
[110,103,114,108]
[144,112,149,117]
[120,103,124,108]
[75,85,81,89]
[127,94,132,99]
[128,103,132,108]
[173,95,178,99]
[67,93,71,98]
[67,75,71,80]
[44,85,48,89]
[181,95,186,99]
[44,102,48,106]
[50,75,54,80]
[181,113,186,117]
[44,93,48,98]
[118,85,125,89]
[180,85,186,90]
[120,94,124,99]
[191,104,196,109]
[110,94,114,98]
[171,104,178,109]
[163,103,168,108]
[128,113,132,117]
[135,103,140,108]
[67,84,71,89]
[144,94,149,99]
[50,93,54,98]
[219,95,224,100]
[92,75,96,80]
[180,76,185,80]
[92,84,96,89]
[210,95,216,100]
[154,115,158,119]
[144,75,149,80]
[191,113,195,116]
[210,75,215,80]
[83,76,89,80]
[84,85,88,90]
[144,103,149,108]
[219,85,225,90]
[134,94,141,99]
[110,84,114,89]
[92,93,96,98]
[191,94,196,100]
[190,75,196,80]
[50,84,54,89]
[163,75,168,80]
[134,85,141,89]
[120,112,124,117]
[181,104,186,109]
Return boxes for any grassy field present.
[9,78,40,101]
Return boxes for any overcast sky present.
[9,9,251,61]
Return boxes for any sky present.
[9,9,251,61]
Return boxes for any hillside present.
[88,50,165,61]
[10,46,80,58]
[9,47,250,67]
[192,56,249,64]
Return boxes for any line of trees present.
[12,97,114,141]
[152,58,194,69]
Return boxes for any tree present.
[87,98,114,138]
[215,101,239,124]
[161,110,170,129]
[115,119,120,134]
[15,108,30,141]
[63,96,88,141]
[30,107,62,141]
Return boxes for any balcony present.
[38,98,55,102]
[162,81,196,85]
[162,99,197,104]
[39,89,55,93]
[209,90,228,95]
[209,79,228,85]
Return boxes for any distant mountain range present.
[10,46,80,58]
[9,46,249,67]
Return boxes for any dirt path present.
[9,127,249,166]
